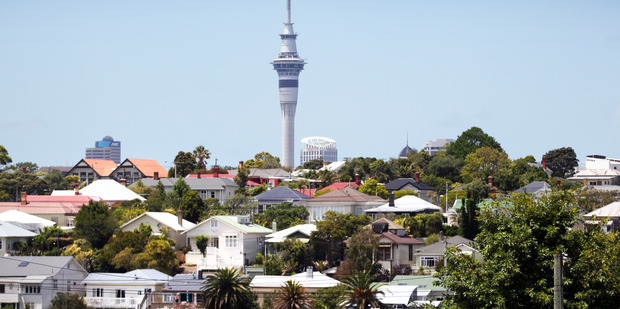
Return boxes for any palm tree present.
[193,145,211,170]
[273,280,313,309]
[342,270,385,309]
[201,267,253,309]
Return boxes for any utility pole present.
[554,253,563,309]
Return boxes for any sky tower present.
[272,0,306,169]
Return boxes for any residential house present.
[119,212,197,250]
[53,179,146,204]
[0,221,36,255]
[583,201,620,233]
[66,159,118,184]
[250,269,341,307]
[229,168,298,188]
[305,186,385,222]
[110,158,168,186]
[157,273,206,308]
[265,223,316,254]
[183,216,273,272]
[82,269,170,309]
[364,218,425,270]
[0,193,99,228]
[377,285,418,309]
[37,166,72,177]
[365,195,441,220]
[413,236,480,273]
[140,177,238,204]
[0,256,88,309]
[253,186,311,213]
[0,210,56,233]
[385,176,436,203]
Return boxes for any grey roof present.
[513,181,551,194]
[254,186,311,203]
[0,256,85,277]
[385,178,434,191]
[141,177,238,190]
[0,221,37,237]
[164,274,205,292]
[390,275,446,291]
[83,269,171,285]
[399,145,414,158]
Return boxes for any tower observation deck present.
[272,0,306,169]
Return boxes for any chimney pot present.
[154,172,159,180]
[213,166,220,178]
[74,184,79,195]
[355,174,361,186]
[388,192,395,207]
[22,167,27,174]
[488,176,494,188]
[177,209,183,226]
[542,156,547,170]
[415,172,420,183]
[20,192,27,205]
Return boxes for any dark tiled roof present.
[381,232,424,245]
[310,186,385,202]
[399,145,414,158]
[513,181,551,194]
[254,186,311,202]
[385,178,434,191]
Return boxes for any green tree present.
[0,145,12,167]
[202,267,255,309]
[277,239,312,273]
[318,169,336,188]
[311,284,347,309]
[459,198,481,240]
[234,163,250,192]
[358,178,388,199]
[145,181,167,212]
[425,153,464,183]
[495,156,549,192]
[337,157,377,182]
[460,147,510,183]
[447,126,503,159]
[369,159,393,183]
[74,201,118,249]
[309,212,371,265]
[345,228,380,275]
[171,151,196,177]
[402,212,444,238]
[49,292,87,309]
[544,147,579,178]
[302,158,324,170]
[342,270,385,309]
[193,145,211,170]
[195,235,209,257]
[180,190,204,223]
[273,280,313,309]
[133,238,177,275]
[256,202,308,230]
[245,152,282,169]
[6,162,38,173]
[436,190,620,308]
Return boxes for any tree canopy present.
[0,145,12,167]
[447,126,503,159]
[544,147,579,178]
[73,201,119,249]
[244,152,282,169]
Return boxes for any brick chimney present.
[74,184,79,195]
[355,174,361,186]
[22,167,27,174]
[20,192,27,205]
[415,172,420,183]
[542,156,547,170]
[488,176,493,188]
[154,172,159,180]
[120,179,127,187]
[177,209,183,226]
[213,166,220,178]
[239,161,244,169]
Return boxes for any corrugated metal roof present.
[310,186,385,202]
[0,256,85,277]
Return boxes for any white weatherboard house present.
[0,256,88,309]
[183,216,273,271]
[119,212,196,250]
[0,221,37,256]
[82,269,171,309]
[250,269,341,307]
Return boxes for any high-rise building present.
[300,137,337,165]
[85,136,121,164]
[272,0,306,169]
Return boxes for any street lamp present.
[165,161,177,178]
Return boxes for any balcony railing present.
[84,297,141,308]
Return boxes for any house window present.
[421,256,439,268]
[409,245,414,261]
[0,284,5,293]
[225,235,237,248]
[378,246,391,260]
[210,220,218,228]
[211,191,215,198]
[23,285,40,294]
[93,288,104,297]
[211,238,219,248]
[0,240,2,250]
[116,290,126,298]
[53,279,58,289]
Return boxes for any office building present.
[300,136,337,165]
[85,136,121,164]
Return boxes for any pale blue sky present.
[1,1,619,169]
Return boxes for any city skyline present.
[1,1,619,168]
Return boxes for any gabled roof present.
[318,182,359,192]
[254,186,311,203]
[385,178,434,191]
[140,177,238,191]
[414,236,476,256]
[120,212,197,232]
[378,285,417,306]
[513,181,551,194]
[184,216,273,235]
[310,186,385,203]
[266,224,317,243]
[380,232,424,245]
[0,210,56,228]
[0,202,83,216]
[365,195,441,214]
[80,159,118,177]
[26,195,101,205]
[0,256,86,277]
[83,269,171,285]
[79,179,146,202]
[367,217,404,230]
[165,274,204,292]
[584,201,620,219]
[119,158,168,178]
[0,220,37,237]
